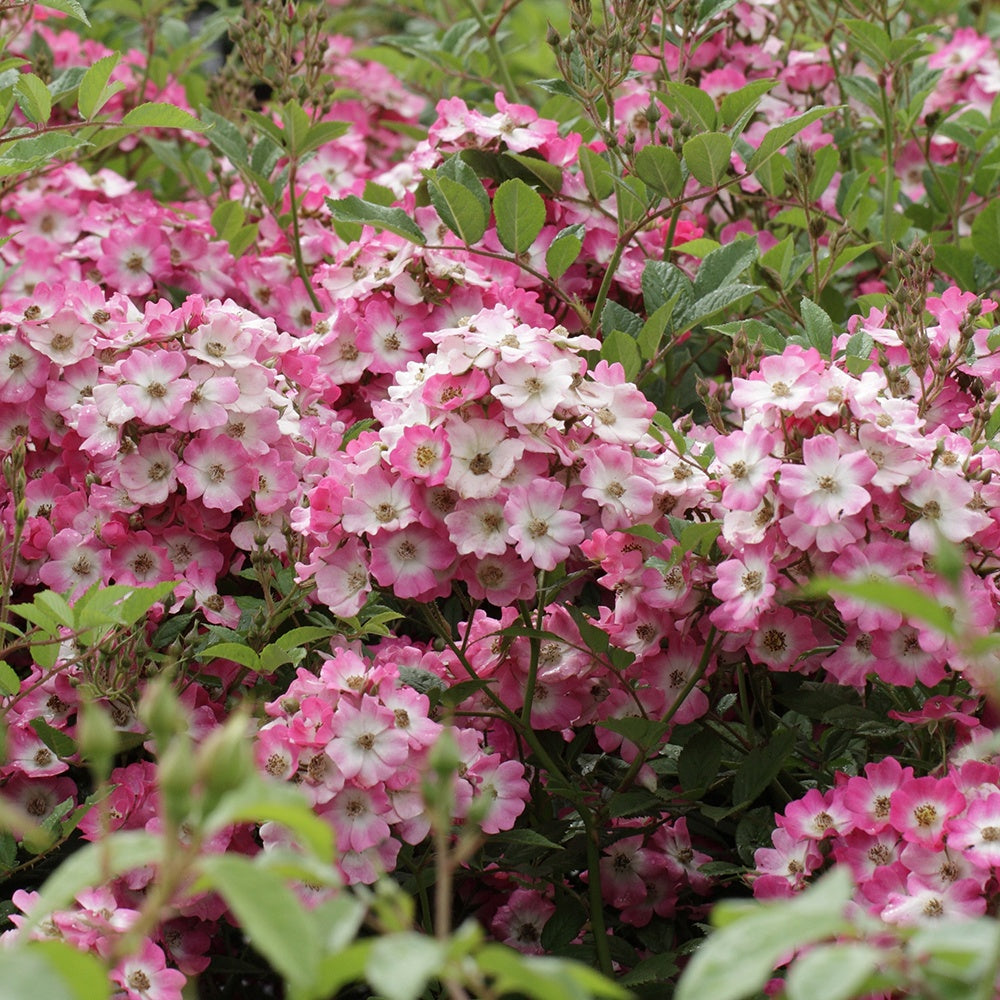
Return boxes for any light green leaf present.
[14,73,52,124]
[683,132,733,187]
[197,853,319,988]
[275,626,337,650]
[802,576,957,636]
[204,779,335,861]
[211,199,246,242]
[198,642,261,670]
[0,660,20,696]
[676,869,854,1000]
[786,942,885,1000]
[493,177,546,254]
[30,717,75,759]
[634,144,683,198]
[720,79,777,129]
[24,830,161,933]
[77,54,123,119]
[0,942,109,1000]
[325,195,426,244]
[36,0,90,23]
[367,933,446,1000]
[0,133,85,172]
[121,102,206,132]
[299,119,350,157]
[545,224,584,280]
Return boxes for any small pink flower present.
[890,776,965,848]
[504,480,584,571]
[111,939,187,1000]
[389,424,451,485]
[177,434,256,512]
[326,695,411,788]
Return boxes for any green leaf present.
[24,830,161,933]
[637,302,674,361]
[275,626,337,650]
[36,0,90,23]
[198,642,261,671]
[598,717,670,748]
[601,329,641,381]
[681,283,758,332]
[30,717,75,759]
[748,106,840,173]
[802,576,957,636]
[500,151,563,194]
[14,74,52,124]
[77,54,123,119]
[642,260,693,318]
[545,223,585,280]
[732,728,795,804]
[843,18,892,65]
[602,300,643,338]
[676,868,854,1000]
[0,133,86,172]
[579,146,614,201]
[971,199,1000,269]
[298,117,350,157]
[121,102,206,132]
[366,933,446,1000]
[199,107,249,168]
[326,195,426,245]
[720,79,777,129]
[800,296,835,357]
[198,853,319,988]
[786,942,885,1000]
[657,82,717,133]
[682,132,733,187]
[693,238,758,299]
[204,779,335,861]
[493,177,547,254]
[634,144,683,198]
[490,828,565,851]
[0,660,20,696]
[0,942,109,1000]
[678,727,723,795]
[211,199,246,242]
[426,173,489,244]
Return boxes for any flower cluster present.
[753,747,1000,928]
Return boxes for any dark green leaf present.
[800,296,835,357]
[494,177,547,254]
[732,728,795,804]
[426,174,489,244]
[500,151,563,193]
[325,195,426,245]
[642,260,693,317]
[657,82,717,133]
[748,107,840,173]
[693,238,758,299]
[971,199,1000,269]
[678,727,723,795]
[30,717,76,759]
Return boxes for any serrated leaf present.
[298,119,350,157]
[211,199,245,242]
[494,177,546,254]
[634,144,683,198]
[14,73,52,124]
[579,145,614,201]
[678,728,723,794]
[326,195,426,245]
[426,173,489,244]
[36,0,90,22]
[642,260,693,318]
[545,223,584,280]
[598,717,670,747]
[693,238,758,299]
[748,106,840,173]
[121,102,205,132]
[681,283,758,331]
[800,296,835,356]
[637,302,674,361]
[683,132,732,187]
[732,728,795,804]
[601,329,641,381]
[0,133,86,172]
[77,54,123,119]
[198,642,261,670]
[657,82,717,132]
[0,660,20,696]
[198,106,249,167]
[30,718,75,759]
[719,79,777,129]
[500,151,563,193]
